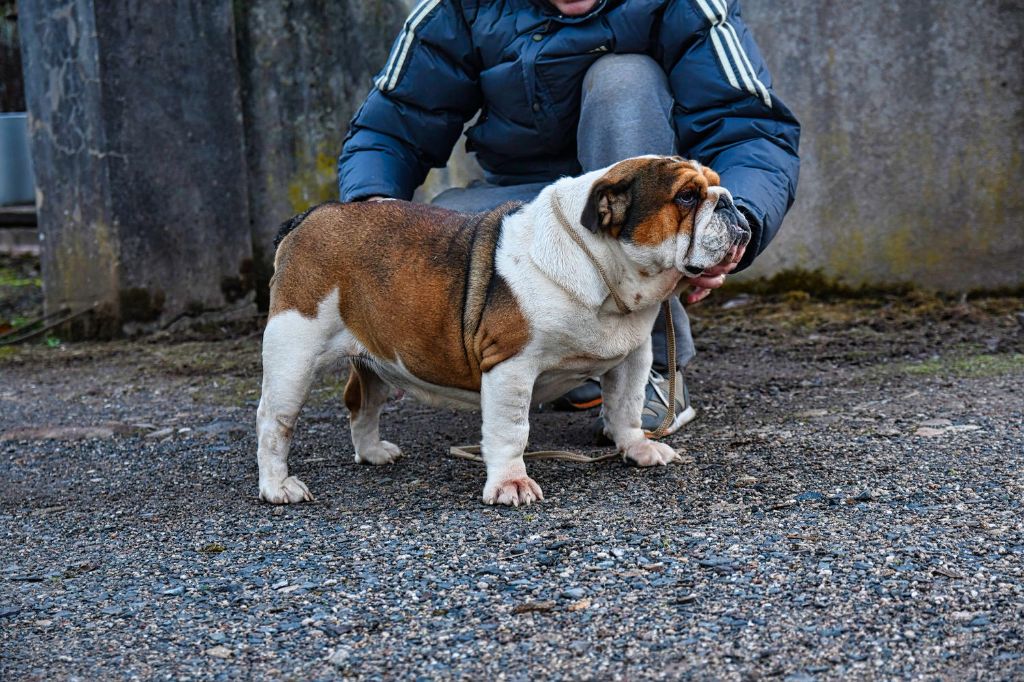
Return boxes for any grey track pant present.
[431,54,695,374]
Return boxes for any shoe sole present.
[644,405,697,439]
[569,397,603,410]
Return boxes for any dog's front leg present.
[600,338,681,466]
[480,358,543,506]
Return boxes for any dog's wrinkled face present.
[580,156,750,276]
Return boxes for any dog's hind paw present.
[260,475,314,504]
[623,440,680,467]
[354,440,402,465]
[482,476,544,507]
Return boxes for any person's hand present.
[685,243,746,305]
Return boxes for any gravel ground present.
[1,293,1022,680]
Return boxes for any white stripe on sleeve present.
[375,0,444,93]
[693,0,772,108]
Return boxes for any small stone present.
[326,647,351,667]
[562,587,585,600]
[920,418,953,427]
[796,491,824,503]
[795,409,829,418]
[146,427,174,439]
[272,507,284,516]
[161,586,184,596]
[853,489,878,502]
[205,645,232,659]
[721,295,752,310]
[567,598,591,611]
[733,474,758,487]
[915,426,948,437]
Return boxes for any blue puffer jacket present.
[338,0,800,268]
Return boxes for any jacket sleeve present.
[338,1,481,202]
[659,0,800,270]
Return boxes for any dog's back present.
[268,200,528,392]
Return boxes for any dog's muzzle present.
[714,194,751,248]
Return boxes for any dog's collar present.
[550,197,633,315]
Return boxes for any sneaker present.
[592,369,697,441]
[543,378,603,411]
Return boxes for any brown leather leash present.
[449,444,620,464]
[449,197,678,464]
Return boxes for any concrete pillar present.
[234,0,405,307]
[19,0,254,336]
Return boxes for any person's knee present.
[582,54,668,103]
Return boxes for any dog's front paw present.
[260,475,314,504]
[354,440,402,465]
[623,440,680,467]
[482,476,544,507]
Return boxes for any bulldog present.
[256,155,750,506]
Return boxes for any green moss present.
[725,268,915,299]
[900,353,1024,378]
[287,146,340,215]
[0,268,42,288]
[119,288,165,323]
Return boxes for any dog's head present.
[579,156,750,276]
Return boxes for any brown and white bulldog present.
[256,155,749,506]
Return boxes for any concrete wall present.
[738,0,1024,291]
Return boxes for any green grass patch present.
[0,268,42,288]
[901,353,1024,378]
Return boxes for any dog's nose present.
[715,196,751,244]
[684,265,705,276]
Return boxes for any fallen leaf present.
[512,601,555,614]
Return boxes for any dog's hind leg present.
[343,360,402,465]
[256,308,333,504]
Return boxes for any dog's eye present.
[675,189,698,207]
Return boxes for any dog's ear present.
[580,177,633,234]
